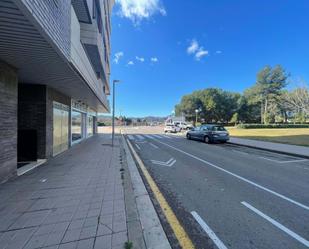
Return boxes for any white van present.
[164,124,181,133]
[174,121,193,130]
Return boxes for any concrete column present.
[0,61,18,184]
[94,116,98,134]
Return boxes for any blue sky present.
[110,0,309,117]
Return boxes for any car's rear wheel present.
[204,136,210,144]
[186,133,191,140]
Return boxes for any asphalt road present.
[126,133,309,249]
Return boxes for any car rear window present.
[212,126,226,131]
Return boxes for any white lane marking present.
[136,134,145,140]
[151,138,309,211]
[135,144,141,150]
[232,150,249,155]
[153,160,176,167]
[241,202,309,247]
[127,135,135,140]
[149,143,159,149]
[151,158,176,167]
[191,211,228,249]
[259,156,308,164]
[279,159,308,164]
[258,157,282,163]
[151,158,174,164]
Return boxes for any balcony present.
[71,0,93,23]
[70,7,110,112]
[79,0,110,84]
[80,21,104,77]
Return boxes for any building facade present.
[0,0,114,183]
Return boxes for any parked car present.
[164,124,181,133]
[174,121,193,130]
[186,124,229,143]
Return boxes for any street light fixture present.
[195,109,199,125]
[112,79,120,147]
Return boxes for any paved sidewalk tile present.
[0,135,128,249]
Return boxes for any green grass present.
[124,241,133,249]
[227,127,309,147]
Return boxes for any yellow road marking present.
[126,138,195,249]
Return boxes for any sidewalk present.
[0,135,128,249]
[229,137,309,158]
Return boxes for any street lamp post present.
[112,79,120,147]
[195,109,199,125]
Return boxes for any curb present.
[227,141,309,159]
[120,137,146,249]
[121,135,172,249]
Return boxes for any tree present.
[284,86,309,115]
[252,65,289,123]
[230,113,239,125]
[175,88,239,124]
[122,116,132,126]
[233,94,259,123]
[174,66,293,125]
[175,94,203,123]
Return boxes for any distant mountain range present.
[97,115,168,123]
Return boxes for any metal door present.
[53,102,69,156]
[61,110,69,150]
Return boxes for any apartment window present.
[93,0,96,18]
[52,0,59,8]
[93,0,102,33]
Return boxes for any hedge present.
[236,124,309,129]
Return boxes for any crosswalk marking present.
[136,134,145,140]
[144,134,155,139]
[127,135,135,140]
[149,134,159,139]
[149,143,159,149]
[163,135,172,139]
[128,134,181,141]
[152,134,165,139]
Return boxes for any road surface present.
[125,132,309,249]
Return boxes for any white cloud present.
[116,0,166,24]
[127,61,134,65]
[151,57,158,62]
[135,56,145,62]
[195,48,209,60]
[187,40,199,54]
[216,50,222,54]
[113,51,124,64]
[187,39,209,61]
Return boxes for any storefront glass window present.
[72,111,82,142]
[88,116,94,137]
